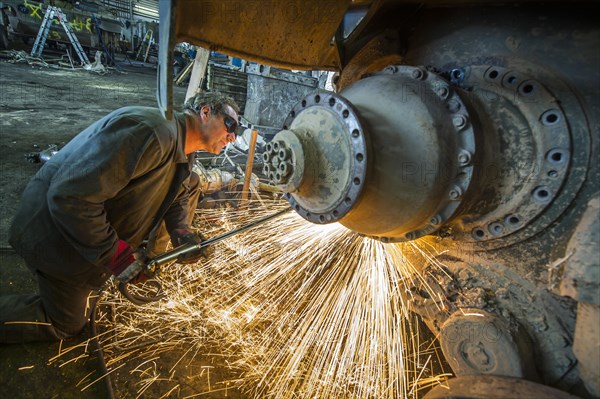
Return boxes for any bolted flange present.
[273,92,369,224]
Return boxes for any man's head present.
[183,92,240,154]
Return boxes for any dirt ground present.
[0,52,245,398]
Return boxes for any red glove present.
[170,229,210,264]
[107,240,149,284]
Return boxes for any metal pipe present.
[148,206,291,270]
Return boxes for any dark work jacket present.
[9,106,193,287]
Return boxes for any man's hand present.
[107,240,150,284]
[170,228,212,263]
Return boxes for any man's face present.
[201,105,239,154]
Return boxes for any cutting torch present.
[118,207,291,305]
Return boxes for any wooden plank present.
[185,47,211,102]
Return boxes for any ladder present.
[30,6,90,66]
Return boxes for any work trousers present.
[0,270,100,343]
[0,172,201,343]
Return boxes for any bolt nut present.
[452,114,468,129]
[436,85,450,99]
[447,100,462,114]
[412,68,425,80]
[430,214,442,225]
[384,65,398,74]
[458,151,472,165]
[449,187,462,200]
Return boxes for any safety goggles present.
[221,112,238,136]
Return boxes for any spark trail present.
[88,199,448,398]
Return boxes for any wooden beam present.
[185,47,211,102]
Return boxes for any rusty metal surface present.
[244,71,318,128]
[174,0,351,70]
[438,308,536,379]
[448,65,577,245]
[163,2,599,396]
[560,197,600,305]
[423,375,581,399]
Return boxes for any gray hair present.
[183,91,240,116]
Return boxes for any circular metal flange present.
[352,65,476,242]
[279,92,369,224]
[451,66,572,243]
[439,308,531,378]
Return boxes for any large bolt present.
[458,151,472,166]
[412,68,426,80]
[449,186,463,200]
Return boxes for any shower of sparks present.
[59,198,450,398]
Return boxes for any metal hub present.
[265,92,369,224]
[447,65,578,244]
[338,66,476,241]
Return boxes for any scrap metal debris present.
[1,49,117,75]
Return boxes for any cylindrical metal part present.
[192,163,237,194]
[270,66,475,241]
[439,308,536,380]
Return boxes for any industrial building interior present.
[0,0,598,398]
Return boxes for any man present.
[0,91,240,343]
